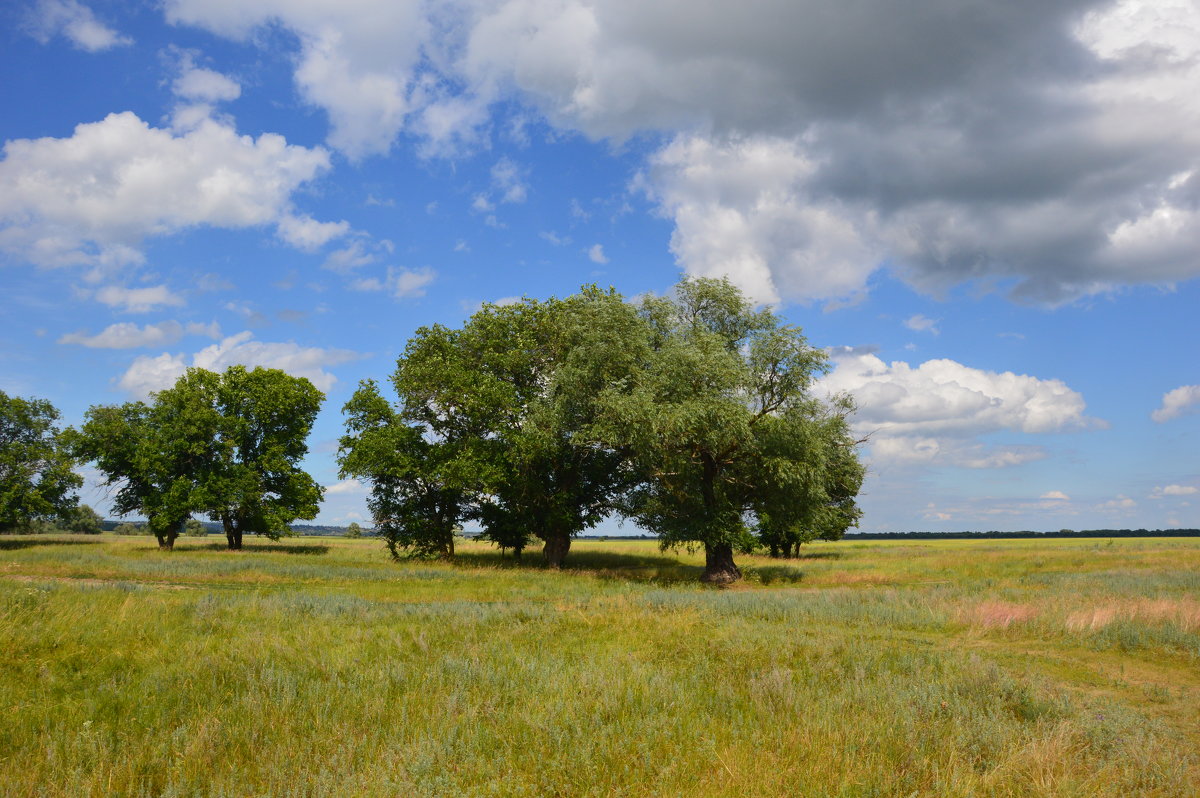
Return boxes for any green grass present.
[2,535,1199,796]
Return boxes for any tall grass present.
[1,535,1197,796]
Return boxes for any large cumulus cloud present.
[162,0,1200,305]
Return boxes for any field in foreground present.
[2,535,1198,797]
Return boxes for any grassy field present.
[2,534,1198,797]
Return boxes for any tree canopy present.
[589,278,863,582]
[74,366,324,550]
[0,390,82,533]
[342,278,863,581]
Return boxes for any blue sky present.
[2,0,1197,532]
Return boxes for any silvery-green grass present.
[2,534,1197,796]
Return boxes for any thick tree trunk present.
[155,533,174,550]
[542,531,571,568]
[701,541,742,584]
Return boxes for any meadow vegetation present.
[2,534,1198,796]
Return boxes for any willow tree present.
[591,277,863,583]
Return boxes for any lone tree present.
[74,366,324,550]
[592,277,863,583]
[0,390,82,533]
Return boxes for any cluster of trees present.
[340,278,864,583]
[2,278,863,583]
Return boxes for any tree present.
[386,292,639,567]
[74,366,324,550]
[63,504,104,535]
[0,390,82,534]
[339,380,468,559]
[72,371,223,549]
[345,521,363,538]
[201,365,324,550]
[592,277,863,583]
[113,522,141,536]
[184,519,208,537]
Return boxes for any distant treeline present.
[843,529,1200,540]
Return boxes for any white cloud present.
[1152,385,1200,423]
[490,157,527,204]
[325,478,366,495]
[350,266,436,298]
[26,0,131,52]
[638,135,879,305]
[1099,495,1136,511]
[821,349,1101,469]
[323,239,379,273]
[118,331,363,397]
[173,63,241,103]
[0,112,333,271]
[1151,484,1199,499]
[823,350,1101,437]
[95,285,186,314]
[904,314,939,335]
[588,243,608,264]
[164,0,427,160]
[1041,491,1071,501]
[391,267,435,298]
[276,214,351,252]
[59,320,220,348]
[158,0,1200,303]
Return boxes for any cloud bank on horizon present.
[1,0,1196,530]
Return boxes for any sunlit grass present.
[2,534,1198,796]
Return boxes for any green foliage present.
[61,504,104,535]
[201,365,324,548]
[73,366,323,550]
[345,290,641,566]
[339,380,466,559]
[590,277,863,582]
[112,522,142,536]
[0,390,82,533]
[344,522,363,538]
[184,519,208,537]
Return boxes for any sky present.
[1,0,1198,533]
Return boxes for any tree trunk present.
[155,533,173,550]
[701,541,742,584]
[222,513,243,550]
[542,531,571,568]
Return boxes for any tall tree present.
[592,277,863,583]
[202,365,324,550]
[0,390,82,533]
